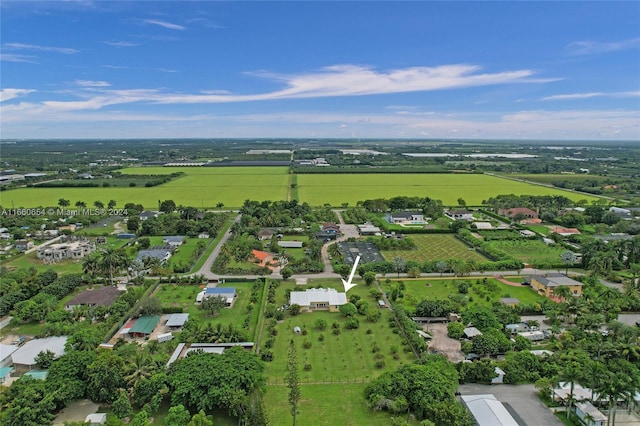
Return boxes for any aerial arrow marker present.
[342,255,360,293]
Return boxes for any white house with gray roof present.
[289,288,347,312]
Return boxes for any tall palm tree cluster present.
[82,247,130,283]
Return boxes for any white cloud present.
[141,19,186,31]
[0,53,37,63]
[0,88,35,102]
[567,38,640,55]
[75,80,111,87]
[103,41,140,47]
[541,91,640,101]
[2,42,78,54]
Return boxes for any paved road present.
[195,213,242,280]
[458,383,562,426]
[0,316,13,330]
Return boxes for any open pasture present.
[1,168,601,208]
[264,279,415,383]
[1,167,289,209]
[264,383,409,426]
[380,234,488,263]
[296,173,599,206]
[486,239,566,267]
[382,278,548,312]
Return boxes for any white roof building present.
[461,394,519,426]
[289,288,348,311]
[0,343,19,368]
[165,313,190,328]
[11,336,68,370]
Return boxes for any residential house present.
[575,402,607,426]
[197,232,210,239]
[531,273,583,298]
[358,223,381,235]
[289,288,348,312]
[445,209,474,221]
[315,231,338,241]
[460,394,519,426]
[15,240,34,251]
[251,249,277,268]
[258,229,275,241]
[518,331,545,342]
[65,286,122,311]
[386,211,425,225]
[162,236,185,247]
[609,206,633,220]
[139,211,159,221]
[0,343,19,368]
[498,207,539,220]
[322,223,340,234]
[197,287,237,306]
[11,336,68,372]
[37,240,96,263]
[136,248,172,264]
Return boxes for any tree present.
[94,200,105,209]
[560,251,577,275]
[436,261,448,277]
[281,267,293,281]
[159,199,177,213]
[131,410,151,426]
[363,271,376,286]
[125,352,156,388]
[58,198,70,208]
[108,199,117,209]
[127,216,141,232]
[339,303,357,317]
[188,410,214,426]
[86,351,126,403]
[138,297,162,316]
[393,256,406,277]
[447,322,465,339]
[112,389,133,419]
[167,347,264,417]
[75,200,87,208]
[556,352,589,422]
[286,339,301,426]
[457,198,466,207]
[34,350,56,369]
[166,405,191,426]
[200,296,227,316]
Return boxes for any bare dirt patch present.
[422,322,465,363]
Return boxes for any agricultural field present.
[485,239,566,267]
[381,278,548,312]
[1,167,290,209]
[264,279,416,383]
[263,383,409,426]
[296,173,600,206]
[380,234,488,263]
[154,282,261,339]
[1,168,602,209]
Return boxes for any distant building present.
[136,248,172,264]
[445,209,474,221]
[15,240,34,251]
[358,223,381,235]
[289,288,347,313]
[609,206,633,220]
[322,223,340,233]
[575,401,607,426]
[464,327,483,338]
[162,236,185,247]
[498,207,539,220]
[127,316,161,338]
[531,273,583,298]
[197,287,237,306]
[37,239,95,263]
[460,394,518,426]
[11,336,68,372]
[165,313,190,330]
[139,211,159,221]
[65,286,122,311]
[386,211,425,225]
[278,240,303,248]
[257,229,274,241]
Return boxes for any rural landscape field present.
[2,167,600,209]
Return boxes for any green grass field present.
[2,168,601,208]
[486,239,566,267]
[380,234,488,263]
[264,279,415,383]
[263,383,412,426]
[154,282,260,337]
[381,278,548,312]
[296,173,600,206]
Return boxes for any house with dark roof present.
[321,223,341,233]
[65,286,122,311]
[139,211,159,221]
[531,273,583,298]
[258,229,274,241]
[136,248,172,264]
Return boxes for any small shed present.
[128,315,161,338]
[464,327,483,339]
[492,367,506,384]
[165,313,189,329]
[157,333,174,343]
[86,413,107,425]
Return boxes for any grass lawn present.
[279,235,309,261]
[154,282,260,338]
[167,238,211,271]
[380,234,488,263]
[486,239,566,267]
[264,279,416,383]
[525,224,551,235]
[187,216,234,273]
[381,278,548,312]
[263,383,416,426]
[296,173,599,206]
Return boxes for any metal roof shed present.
[165,313,189,328]
[129,316,161,336]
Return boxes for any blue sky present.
[1,1,639,140]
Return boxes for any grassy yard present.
[154,282,260,338]
[264,279,416,383]
[167,238,211,271]
[263,383,416,426]
[486,239,566,267]
[381,277,548,312]
[380,234,488,263]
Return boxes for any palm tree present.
[58,198,70,208]
[75,200,87,208]
[98,247,127,284]
[82,253,101,277]
[556,352,589,421]
[125,351,155,387]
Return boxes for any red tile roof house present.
[251,249,277,268]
